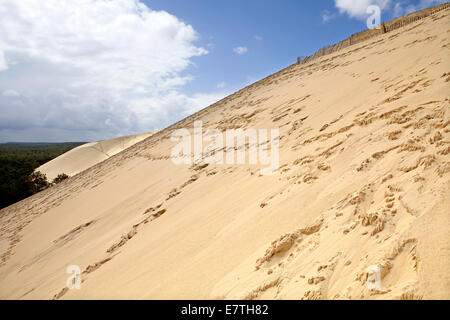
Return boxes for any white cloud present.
[233,46,248,55]
[2,89,19,97]
[254,35,263,41]
[217,82,226,89]
[322,9,336,22]
[393,2,405,16]
[181,92,229,116]
[334,0,391,20]
[0,0,223,142]
[392,0,446,16]
[334,0,445,20]
[0,52,7,71]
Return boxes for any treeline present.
[0,142,84,210]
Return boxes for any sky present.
[0,0,446,142]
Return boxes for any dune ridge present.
[299,2,450,65]
[0,5,449,300]
[37,131,157,181]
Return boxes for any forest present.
[0,142,84,210]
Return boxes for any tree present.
[53,173,69,184]
[26,171,50,194]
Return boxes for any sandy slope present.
[0,7,449,300]
[37,132,156,181]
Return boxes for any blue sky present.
[0,0,445,142]
[147,1,366,95]
[146,0,445,95]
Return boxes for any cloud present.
[322,9,337,22]
[217,82,226,89]
[0,52,7,71]
[391,0,446,16]
[334,0,391,20]
[2,89,19,97]
[334,0,445,20]
[393,2,405,16]
[0,0,224,142]
[254,35,263,41]
[233,47,248,55]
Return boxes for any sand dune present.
[0,6,449,300]
[37,132,157,181]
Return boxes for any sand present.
[0,7,449,300]
[37,131,157,181]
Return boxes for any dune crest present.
[37,131,157,181]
